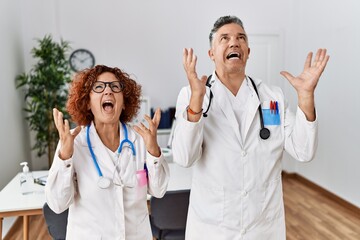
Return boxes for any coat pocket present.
[191,181,224,225]
[262,176,283,222]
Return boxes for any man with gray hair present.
[172,15,329,239]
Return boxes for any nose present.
[229,37,240,48]
[103,84,113,95]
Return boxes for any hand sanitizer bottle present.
[20,162,33,195]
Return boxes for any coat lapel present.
[85,122,139,185]
[243,77,261,141]
[211,77,242,146]
[88,122,116,171]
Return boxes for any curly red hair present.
[66,65,142,126]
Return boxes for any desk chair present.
[42,203,68,240]
[150,189,190,240]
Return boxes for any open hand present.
[133,108,161,157]
[53,108,81,160]
[280,48,330,97]
[183,48,208,97]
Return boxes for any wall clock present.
[69,48,95,72]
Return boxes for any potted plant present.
[16,35,72,168]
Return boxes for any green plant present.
[16,35,72,167]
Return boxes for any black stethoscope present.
[203,75,270,140]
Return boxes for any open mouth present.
[102,100,114,111]
[226,52,241,60]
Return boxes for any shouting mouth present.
[102,100,114,112]
[226,52,241,60]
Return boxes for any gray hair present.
[209,16,245,46]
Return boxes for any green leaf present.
[15,34,72,165]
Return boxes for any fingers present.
[183,48,198,77]
[303,52,313,71]
[140,122,151,133]
[64,119,70,133]
[280,71,295,85]
[304,49,330,70]
[135,108,162,136]
[200,75,208,85]
[152,108,161,128]
[53,108,65,133]
[183,48,196,68]
[318,49,330,71]
[72,126,82,137]
[53,108,60,128]
[143,109,160,133]
[314,48,327,63]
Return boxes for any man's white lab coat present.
[46,122,169,240]
[172,75,318,240]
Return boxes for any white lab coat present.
[172,74,318,240]
[45,121,170,240]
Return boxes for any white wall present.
[0,0,30,190]
[20,0,293,109]
[288,0,360,207]
[1,0,359,209]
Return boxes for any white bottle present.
[19,162,33,195]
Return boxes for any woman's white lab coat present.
[45,122,170,240]
[172,75,318,240]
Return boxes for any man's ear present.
[208,49,215,61]
[248,47,251,59]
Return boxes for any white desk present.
[0,170,48,240]
[0,163,192,239]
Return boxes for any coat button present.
[241,151,247,157]
[240,190,248,197]
[240,228,246,236]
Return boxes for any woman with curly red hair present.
[45,65,169,239]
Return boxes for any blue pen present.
[275,101,279,115]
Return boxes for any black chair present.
[150,189,190,240]
[42,203,69,240]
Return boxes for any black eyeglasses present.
[92,81,124,93]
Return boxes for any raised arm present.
[280,48,330,121]
[183,48,208,122]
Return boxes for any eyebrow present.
[219,33,247,39]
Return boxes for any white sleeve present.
[146,152,170,198]
[45,146,76,214]
[284,105,318,162]
[172,86,205,167]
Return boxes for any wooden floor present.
[4,174,360,240]
[4,216,51,240]
[283,174,360,240]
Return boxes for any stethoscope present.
[86,122,136,189]
[203,74,270,140]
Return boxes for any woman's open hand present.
[53,108,81,160]
[133,108,161,157]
